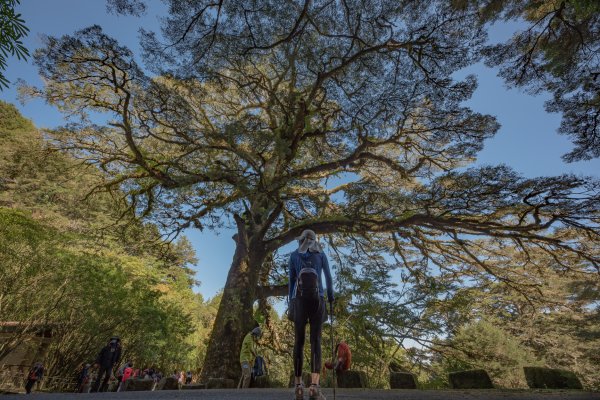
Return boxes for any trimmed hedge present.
[337,370,367,388]
[448,369,494,389]
[390,371,417,389]
[524,367,583,390]
[155,376,179,390]
[122,378,155,391]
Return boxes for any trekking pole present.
[329,300,336,400]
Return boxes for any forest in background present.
[1,100,598,390]
[0,100,220,389]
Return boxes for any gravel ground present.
[3,389,599,400]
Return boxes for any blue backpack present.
[252,356,266,377]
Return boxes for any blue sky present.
[2,1,599,300]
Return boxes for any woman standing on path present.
[289,229,334,400]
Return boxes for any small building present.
[0,322,53,393]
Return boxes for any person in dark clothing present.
[75,363,91,393]
[146,367,156,380]
[289,229,333,400]
[25,362,44,394]
[91,336,122,392]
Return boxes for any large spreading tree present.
[24,0,599,380]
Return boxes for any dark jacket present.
[28,364,44,381]
[95,343,121,368]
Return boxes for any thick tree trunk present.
[199,216,266,382]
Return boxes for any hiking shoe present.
[309,384,326,400]
[295,383,304,400]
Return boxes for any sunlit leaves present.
[0,0,29,89]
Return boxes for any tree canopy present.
[0,0,29,89]
[460,0,600,161]
[21,0,600,382]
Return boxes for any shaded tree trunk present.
[199,215,267,382]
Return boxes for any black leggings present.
[293,296,326,376]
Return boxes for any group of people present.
[25,229,345,399]
[24,337,122,394]
[113,363,165,392]
[239,229,351,400]
[73,336,187,393]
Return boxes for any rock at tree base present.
[122,378,155,391]
[206,378,235,389]
[524,367,583,389]
[251,375,270,388]
[449,370,494,389]
[288,371,311,388]
[390,371,417,389]
[181,383,206,390]
[337,370,367,388]
[155,376,179,390]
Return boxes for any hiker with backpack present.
[24,361,44,394]
[238,326,261,389]
[91,336,122,392]
[289,229,334,400]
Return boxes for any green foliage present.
[0,207,191,378]
[0,100,33,131]
[322,229,600,390]
[329,263,421,388]
[469,0,600,161]
[0,0,29,89]
[0,103,215,388]
[414,250,600,390]
[437,320,542,388]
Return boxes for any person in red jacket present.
[324,341,352,374]
[117,362,134,392]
